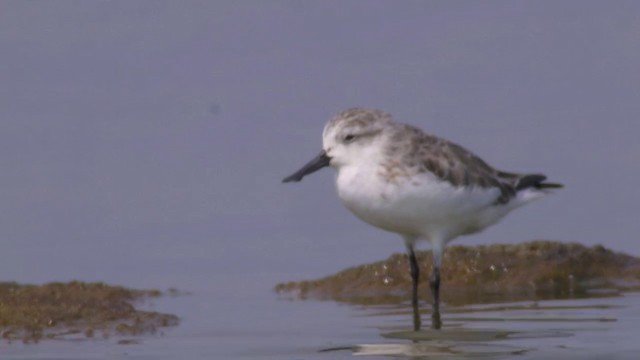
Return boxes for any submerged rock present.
[275,241,640,305]
[0,281,179,343]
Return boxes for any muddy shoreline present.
[0,281,179,343]
[276,240,640,305]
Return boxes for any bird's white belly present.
[335,166,506,240]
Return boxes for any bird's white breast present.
[335,163,509,240]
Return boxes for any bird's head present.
[283,108,392,183]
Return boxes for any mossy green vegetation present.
[0,281,178,343]
[275,241,640,305]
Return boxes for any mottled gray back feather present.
[386,124,549,204]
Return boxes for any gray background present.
[1,0,638,291]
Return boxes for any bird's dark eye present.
[344,134,356,142]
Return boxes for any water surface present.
[3,273,638,359]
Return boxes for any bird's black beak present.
[282,150,331,183]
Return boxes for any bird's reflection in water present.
[350,342,530,357]
[317,296,623,358]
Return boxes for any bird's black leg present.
[407,245,421,331]
[408,246,420,308]
[430,264,442,329]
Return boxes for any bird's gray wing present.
[389,124,519,204]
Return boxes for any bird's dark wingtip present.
[516,174,564,191]
[538,182,564,189]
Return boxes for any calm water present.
[2,271,638,360]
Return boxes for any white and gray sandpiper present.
[283,107,562,330]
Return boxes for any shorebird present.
[283,108,562,329]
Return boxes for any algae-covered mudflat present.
[271,240,640,358]
[0,281,178,343]
[275,240,640,305]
